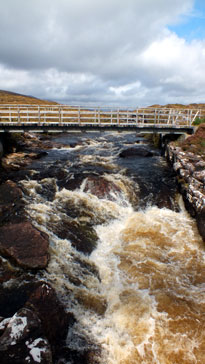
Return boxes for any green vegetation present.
[175,123,205,159]
[193,117,205,126]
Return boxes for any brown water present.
[20,132,204,363]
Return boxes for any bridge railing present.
[0,105,201,127]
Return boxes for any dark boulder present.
[0,180,22,204]
[52,219,98,255]
[35,179,57,201]
[0,307,52,364]
[196,208,205,242]
[0,222,49,269]
[25,282,75,357]
[33,166,68,182]
[82,176,121,200]
[119,146,156,158]
[0,180,25,225]
[0,280,44,318]
[57,172,85,191]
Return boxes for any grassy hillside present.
[0,90,57,105]
[177,123,205,158]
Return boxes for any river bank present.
[0,130,204,364]
[166,124,205,241]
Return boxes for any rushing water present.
[20,132,204,364]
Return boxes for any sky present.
[0,0,205,107]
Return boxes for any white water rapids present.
[20,132,204,364]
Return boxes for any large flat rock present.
[0,222,49,269]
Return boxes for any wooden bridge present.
[0,105,201,134]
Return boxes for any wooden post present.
[44,108,46,123]
[38,106,41,124]
[188,110,190,126]
[117,109,120,125]
[18,106,20,125]
[59,107,62,125]
[98,108,100,124]
[168,109,171,124]
[78,107,81,124]
[136,109,138,124]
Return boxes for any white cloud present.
[1,0,205,106]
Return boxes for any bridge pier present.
[160,133,185,155]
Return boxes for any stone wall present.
[166,144,205,241]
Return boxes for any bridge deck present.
[0,105,199,134]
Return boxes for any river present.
[19,131,204,364]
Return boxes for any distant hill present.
[150,103,205,110]
[0,90,204,113]
[0,90,57,105]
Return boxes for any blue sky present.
[169,0,205,41]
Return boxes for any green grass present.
[193,117,205,126]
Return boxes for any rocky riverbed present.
[166,124,205,241]
[0,133,78,364]
[0,129,204,364]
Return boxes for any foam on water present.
[20,132,205,363]
[88,207,204,363]
[24,184,204,363]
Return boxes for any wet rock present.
[0,180,25,225]
[1,151,48,171]
[167,143,205,241]
[23,132,39,140]
[34,166,68,182]
[196,208,205,241]
[0,180,22,203]
[35,179,57,201]
[0,280,43,318]
[0,317,10,335]
[25,282,75,350]
[156,190,179,211]
[195,160,205,171]
[0,307,41,350]
[53,219,98,255]
[0,256,20,286]
[61,347,101,364]
[56,346,101,364]
[57,172,86,191]
[29,150,48,159]
[0,222,49,269]
[193,170,205,184]
[0,307,52,364]
[82,176,121,200]
[119,146,156,158]
[0,281,74,363]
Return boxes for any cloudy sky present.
[0,0,205,106]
